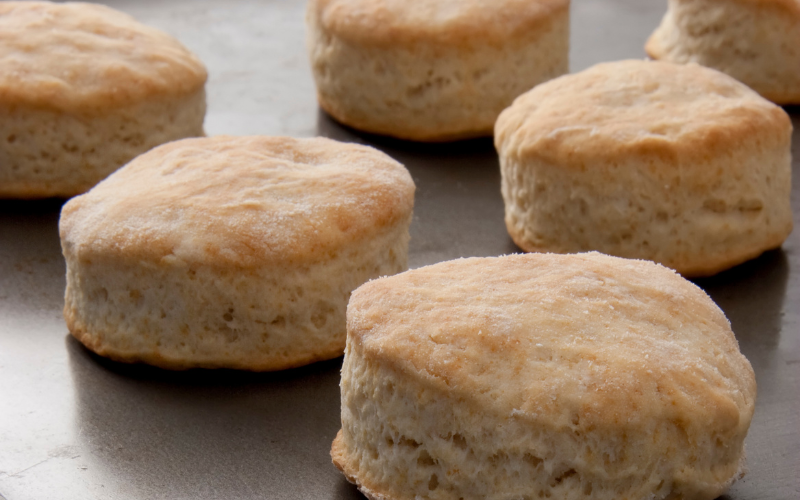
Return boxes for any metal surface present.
[0,1,798,499]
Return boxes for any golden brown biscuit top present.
[705,0,800,14]
[348,253,755,435]
[309,0,569,47]
[0,1,207,112]
[495,60,791,166]
[60,136,415,267]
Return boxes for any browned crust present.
[347,253,755,421]
[332,430,395,500]
[0,2,207,112]
[64,305,346,372]
[59,136,415,268]
[494,60,792,167]
[312,0,570,48]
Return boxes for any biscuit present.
[306,0,569,142]
[646,0,800,104]
[59,136,415,371]
[333,253,756,500]
[0,1,207,198]
[495,59,793,277]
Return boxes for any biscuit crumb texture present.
[0,2,207,198]
[334,253,756,500]
[495,60,793,277]
[0,91,205,198]
[60,136,415,370]
[64,223,408,371]
[307,0,569,141]
[646,0,800,104]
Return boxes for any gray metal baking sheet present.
[1,1,798,499]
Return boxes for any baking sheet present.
[1,1,798,499]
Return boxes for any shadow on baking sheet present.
[66,334,353,499]
[692,248,788,386]
[0,197,67,216]
[0,197,68,314]
[783,104,800,115]
[315,107,497,159]
[0,198,66,259]
[334,477,363,499]
[317,108,519,269]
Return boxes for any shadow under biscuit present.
[0,198,67,314]
[691,248,794,499]
[692,248,788,357]
[789,108,800,151]
[316,108,513,270]
[690,247,789,404]
[315,107,495,156]
[0,199,65,254]
[0,197,68,217]
[66,334,347,499]
[333,477,364,500]
[0,198,66,267]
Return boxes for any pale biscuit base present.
[501,145,791,277]
[333,253,756,500]
[0,89,205,198]
[64,221,409,371]
[646,0,800,104]
[307,0,569,141]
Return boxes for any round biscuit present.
[0,1,207,198]
[646,0,800,104]
[307,0,569,141]
[60,135,416,371]
[494,59,793,277]
[334,252,756,500]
